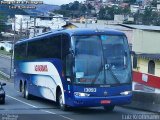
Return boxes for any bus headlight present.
[120,91,132,96]
[74,92,90,97]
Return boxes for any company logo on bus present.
[35,65,48,72]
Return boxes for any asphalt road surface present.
[0,55,11,76]
[0,80,159,120]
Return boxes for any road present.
[0,80,159,120]
[0,55,11,76]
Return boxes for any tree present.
[0,12,5,32]
[70,1,80,11]
[142,7,152,25]
[98,7,106,20]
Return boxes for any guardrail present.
[0,70,10,79]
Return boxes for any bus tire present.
[58,91,68,111]
[24,82,31,100]
[103,105,115,112]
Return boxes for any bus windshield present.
[72,35,131,85]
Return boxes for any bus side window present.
[27,35,62,60]
[15,43,27,60]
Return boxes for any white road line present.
[58,115,74,120]
[41,110,56,114]
[6,95,38,108]
[6,95,74,120]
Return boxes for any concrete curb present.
[123,91,160,113]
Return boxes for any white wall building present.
[114,15,124,23]
[12,15,66,37]
[157,4,160,11]
[29,26,51,38]
[130,5,139,13]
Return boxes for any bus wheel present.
[24,83,31,100]
[58,91,68,111]
[103,106,115,112]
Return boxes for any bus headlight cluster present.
[120,91,132,96]
[74,92,90,97]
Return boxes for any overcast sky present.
[5,0,85,5]
[43,0,85,5]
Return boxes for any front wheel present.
[58,91,68,111]
[103,105,115,112]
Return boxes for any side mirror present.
[1,83,6,86]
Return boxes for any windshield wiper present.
[91,63,104,85]
[105,64,121,84]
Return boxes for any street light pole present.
[20,18,22,38]
[34,17,36,37]
[10,17,16,79]
[26,21,29,38]
[85,12,88,28]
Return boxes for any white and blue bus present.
[14,28,132,111]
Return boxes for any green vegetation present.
[0,12,5,32]
[134,7,160,26]
[98,6,130,20]
[0,49,12,56]
[53,0,160,26]
[53,1,96,18]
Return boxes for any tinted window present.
[27,35,62,60]
[14,43,26,60]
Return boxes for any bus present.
[14,28,132,111]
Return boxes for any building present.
[114,15,125,23]
[73,22,134,50]
[85,0,103,13]
[157,4,160,11]
[130,5,140,13]
[28,26,51,38]
[12,15,66,38]
[120,24,160,93]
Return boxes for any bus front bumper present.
[69,95,132,107]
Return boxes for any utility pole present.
[26,21,29,38]
[85,12,88,28]
[20,18,22,38]
[34,17,36,37]
[10,17,16,79]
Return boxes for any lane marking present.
[58,115,74,120]
[6,95,38,108]
[0,71,10,79]
[6,95,74,120]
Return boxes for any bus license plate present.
[100,100,111,104]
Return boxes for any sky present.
[4,0,85,5]
[43,0,85,5]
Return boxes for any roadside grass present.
[0,50,12,56]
